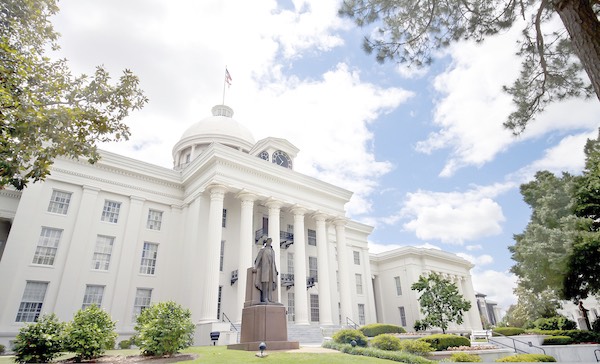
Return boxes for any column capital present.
[82,185,100,193]
[290,205,307,216]
[333,217,348,227]
[265,198,283,209]
[236,190,257,202]
[207,184,227,199]
[312,211,329,222]
[129,195,146,203]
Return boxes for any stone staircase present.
[227,322,342,345]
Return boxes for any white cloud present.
[471,269,518,312]
[367,241,441,254]
[456,253,494,266]
[466,244,482,251]
[400,183,512,244]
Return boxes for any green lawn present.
[0,346,395,363]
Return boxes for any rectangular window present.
[222,209,227,228]
[355,273,363,295]
[287,292,295,322]
[219,240,225,272]
[101,200,121,223]
[399,306,407,326]
[309,256,318,282]
[82,285,104,310]
[132,288,152,321]
[16,281,48,322]
[32,227,62,266]
[47,190,71,215]
[310,294,320,322]
[353,251,360,265]
[287,252,294,274]
[217,286,223,320]
[91,235,114,271]
[358,304,366,325]
[140,242,158,275]
[146,209,163,230]
[307,229,316,246]
[394,276,402,296]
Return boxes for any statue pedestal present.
[228,268,299,351]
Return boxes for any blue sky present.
[51,0,600,311]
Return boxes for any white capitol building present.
[0,104,482,347]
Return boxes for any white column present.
[54,185,100,318]
[236,192,256,321]
[199,184,226,323]
[314,213,333,325]
[291,207,309,325]
[266,200,282,303]
[462,275,483,330]
[335,219,353,325]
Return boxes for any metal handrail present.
[221,312,238,332]
[346,317,359,330]
[488,331,546,355]
[594,349,600,362]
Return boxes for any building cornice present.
[370,246,474,269]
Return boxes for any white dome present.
[172,105,255,167]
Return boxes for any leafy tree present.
[411,272,471,334]
[500,286,561,327]
[63,305,117,361]
[509,170,578,294]
[563,132,600,301]
[338,0,600,134]
[1,0,147,190]
[134,301,195,357]
[13,313,65,363]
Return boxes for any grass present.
[0,346,395,363]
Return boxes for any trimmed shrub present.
[399,339,434,356]
[496,353,556,362]
[533,316,577,330]
[417,334,470,351]
[13,313,65,363]
[414,319,429,331]
[450,352,482,362]
[119,339,133,349]
[360,323,406,337]
[370,334,402,351]
[493,327,525,336]
[542,335,573,345]
[134,301,195,356]
[528,329,600,343]
[332,328,368,347]
[322,341,435,363]
[0,344,4,355]
[593,319,600,333]
[63,305,117,361]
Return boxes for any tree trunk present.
[555,0,600,102]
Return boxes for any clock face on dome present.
[272,150,292,169]
[259,150,269,161]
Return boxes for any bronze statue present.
[579,301,591,330]
[254,237,278,303]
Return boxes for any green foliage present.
[492,327,525,336]
[0,0,147,190]
[332,329,368,347]
[416,334,470,351]
[369,334,401,351]
[0,344,4,355]
[411,272,471,333]
[449,352,482,362]
[13,313,65,363]
[398,339,434,355]
[592,319,600,333]
[533,316,576,330]
[134,301,195,356]
[496,353,556,362]
[118,339,133,349]
[63,305,117,360]
[360,323,406,337]
[542,335,573,345]
[338,0,599,135]
[414,319,428,331]
[322,341,435,363]
[528,329,600,343]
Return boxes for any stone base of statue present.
[227,268,299,351]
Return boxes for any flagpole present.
[222,67,227,105]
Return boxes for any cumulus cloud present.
[471,269,518,312]
[399,183,512,244]
[456,253,494,266]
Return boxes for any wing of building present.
[0,105,482,347]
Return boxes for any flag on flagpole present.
[225,68,232,87]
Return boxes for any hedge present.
[496,353,556,362]
[417,334,470,351]
[332,329,368,347]
[528,329,600,343]
[360,323,406,337]
[449,352,482,362]
[370,334,402,351]
[322,341,435,363]
[542,335,573,345]
[493,327,525,336]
